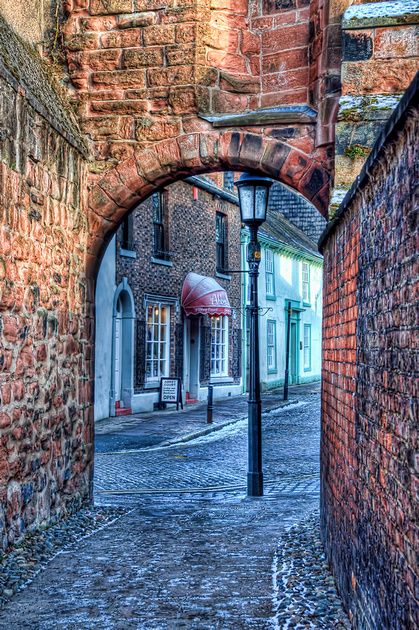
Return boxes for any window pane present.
[255,186,268,220]
[267,321,276,371]
[145,302,170,380]
[211,316,228,376]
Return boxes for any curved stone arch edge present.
[86,132,330,279]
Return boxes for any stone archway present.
[86,131,330,275]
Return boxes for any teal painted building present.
[241,212,323,392]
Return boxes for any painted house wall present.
[242,235,323,392]
[94,236,116,422]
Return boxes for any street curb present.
[96,399,301,455]
[157,399,298,448]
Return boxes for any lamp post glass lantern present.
[235,173,273,497]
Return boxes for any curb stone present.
[97,399,299,455]
[160,399,297,447]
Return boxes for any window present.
[216,212,227,272]
[211,316,228,377]
[303,324,311,371]
[265,249,274,296]
[152,191,169,259]
[302,262,310,303]
[121,213,134,251]
[267,320,277,372]
[145,302,170,381]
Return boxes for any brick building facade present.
[95,175,242,419]
[320,75,418,629]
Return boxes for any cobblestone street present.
[0,386,350,628]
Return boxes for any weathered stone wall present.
[0,17,91,550]
[331,0,419,211]
[0,0,53,47]
[320,79,418,628]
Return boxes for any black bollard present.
[207,385,213,424]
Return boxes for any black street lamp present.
[235,173,273,497]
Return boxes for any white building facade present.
[241,217,323,392]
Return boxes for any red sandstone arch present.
[87,131,330,277]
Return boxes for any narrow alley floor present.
[0,385,350,629]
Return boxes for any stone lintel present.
[198,106,317,128]
[342,0,419,31]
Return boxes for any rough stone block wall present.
[321,86,418,628]
[0,19,91,550]
[62,0,332,220]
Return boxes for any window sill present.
[268,368,278,375]
[302,301,311,308]
[266,294,276,301]
[210,376,234,384]
[151,256,173,267]
[143,381,161,390]
[304,367,311,373]
[215,271,231,281]
[120,248,137,259]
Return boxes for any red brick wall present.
[321,93,418,628]
[320,201,359,616]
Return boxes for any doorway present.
[290,321,299,384]
[111,281,136,416]
[114,296,123,403]
[185,316,201,401]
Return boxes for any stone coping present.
[0,15,88,157]
[342,0,419,30]
[199,105,317,127]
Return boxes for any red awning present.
[181,273,232,317]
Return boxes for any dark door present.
[290,322,298,384]
[189,317,200,399]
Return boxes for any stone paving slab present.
[0,385,350,629]
[0,490,320,629]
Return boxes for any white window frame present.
[302,262,310,303]
[303,324,311,372]
[265,248,274,296]
[267,320,277,373]
[211,316,229,377]
[145,301,170,382]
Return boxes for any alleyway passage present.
[0,385,349,628]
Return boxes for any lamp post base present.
[247,471,263,497]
